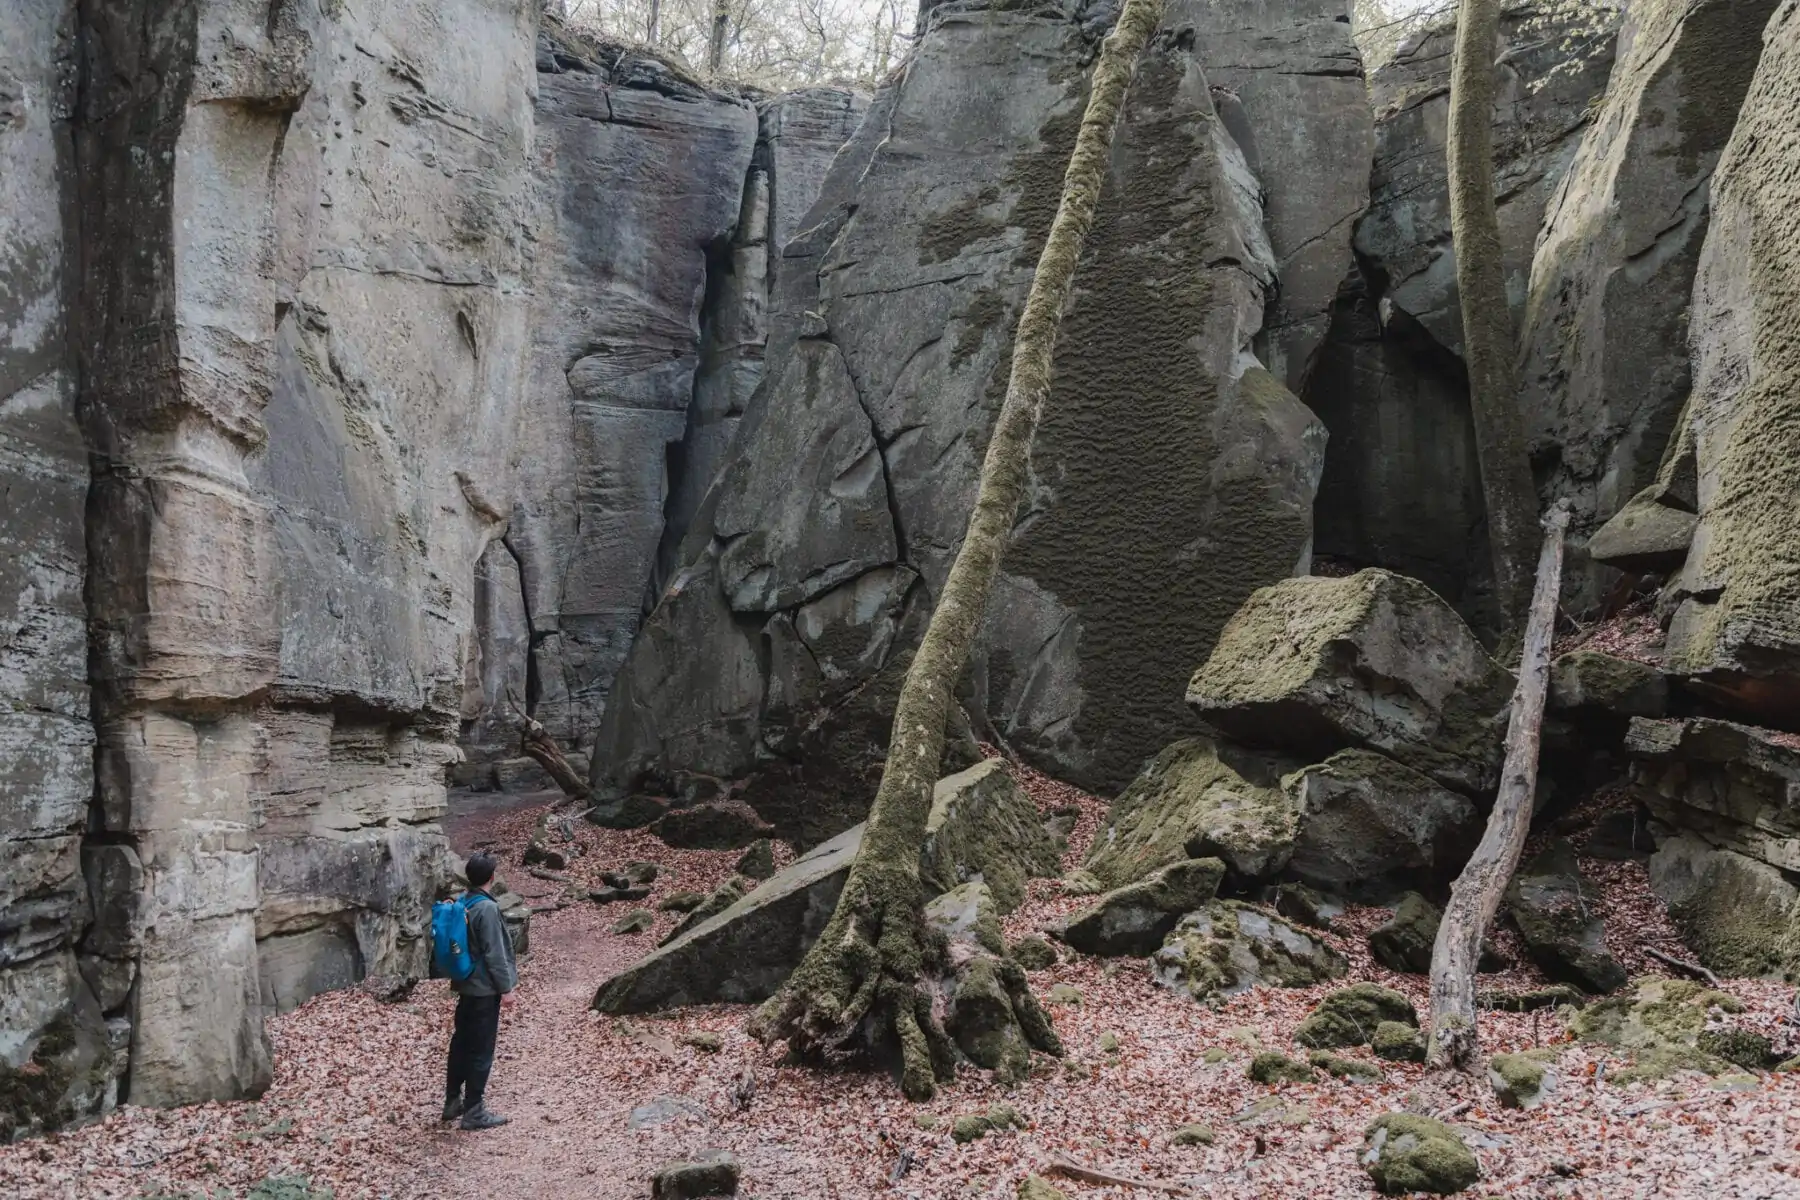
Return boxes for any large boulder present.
[1282,750,1480,899]
[1080,738,1297,891]
[1505,840,1626,993]
[1518,0,1779,606]
[1659,0,1800,722]
[590,0,1328,845]
[1306,6,1619,620]
[1186,570,1514,793]
[919,760,1060,913]
[1646,833,1800,980]
[593,768,1058,1010]
[1054,859,1226,958]
[1152,902,1346,1002]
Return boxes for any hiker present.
[441,852,517,1130]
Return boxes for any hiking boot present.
[459,1103,509,1131]
[441,1096,465,1122]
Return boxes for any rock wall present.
[1306,5,1618,623]
[1518,0,1780,609]
[0,0,117,1140]
[67,0,535,1117]
[1659,0,1800,724]
[590,0,1336,844]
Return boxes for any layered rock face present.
[55,0,535,1121]
[1307,6,1618,620]
[1519,0,1780,607]
[591,0,1346,840]
[0,0,115,1139]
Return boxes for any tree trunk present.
[752,0,1166,1101]
[646,0,661,46]
[505,689,591,803]
[708,0,730,74]
[1427,502,1569,1069]
[1448,0,1540,640]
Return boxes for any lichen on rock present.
[1054,858,1226,957]
[1361,1113,1480,1194]
[1152,901,1346,1003]
[1294,982,1418,1049]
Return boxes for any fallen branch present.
[504,687,591,802]
[1047,1153,1190,1195]
[526,865,572,884]
[1644,945,1722,989]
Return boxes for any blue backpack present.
[431,894,480,982]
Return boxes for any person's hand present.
[500,991,517,1010]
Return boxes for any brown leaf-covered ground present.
[5,763,1800,1199]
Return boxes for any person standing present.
[443,852,517,1130]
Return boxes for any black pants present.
[445,993,501,1109]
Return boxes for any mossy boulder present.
[1017,1177,1067,1200]
[1505,840,1626,993]
[1361,1113,1479,1194]
[1309,1050,1383,1082]
[952,1103,1024,1144]
[653,800,775,850]
[680,1031,723,1053]
[1294,983,1418,1049]
[1054,858,1226,957]
[612,908,655,935]
[1010,935,1059,970]
[1369,892,1507,975]
[1371,1021,1427,1062]
[1587,488,1698,574]
[1477,983,1586,1012]
[1569,976,1744,1079]
[1697,1027,1775,1070]
[1281,750,1480,898]
[1047,984,1083,1006]
[657,890,708,913]
[1080,737,1298,890]
[1488,1050,1558,1109]
[651,1149,739,1199]
[245,1178,334,1200]
[920,760,1061,913]
[1152,901,1346,1003]
[733,838,777,880]
[1550,650,1668,717]
[1187,570,1514,794]
[1248,1051,1315,1084]
[1273,881,1336,929]
[928,884,1062,1083]
[623,861,662,885]
[661,876,751,945]
[1170,1122,1215,1146]
[1644,826,1800,980]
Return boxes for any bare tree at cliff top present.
[751,0,1167,1101]
[1447,0,1544,641]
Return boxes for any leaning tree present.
[751,0,1167,1099]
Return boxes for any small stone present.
[651,1149,739,1198]
[1010,935,1058,970]
[986,1102,1023,1129]
[658,891,708,913]
[913,1112,939,1131]
[1248,1051,1315,1084]
[951,1104,1023,1145]
[1371,1021,1427,1063]
[1017,1176,1067,1200]
[1098,1031,1120,1054]
[680,1031,723,1053]
[629,1095,707,1129]
[590,884,653,905]
[1361,1114,1479,1195]
[1047,984,1083,1006]
[1170,1122,1215,1146]
[623,860,662,885]
[1295,983,1418,1049]
[734,838,777,880]
[1202,1046,1231,1064]
[1226,1025,1260,1047]
[1488,1051,1558,1109]
[1309,1050,1383,1082]
[612,908,654,935]
[523,841,567,870]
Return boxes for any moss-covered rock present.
[1080,737,1297,890]
[1570,976,1745,1080]
[1017,1176,1067,1200]
[1054,858,1226,957]
[1368,893,1443,975]
[1609,1044,1732,1084]
[952,1102,1025,1144]
[1294,983,1418,1049]
[1477,983,1587,1012]
[1587,488,1698,575]
[680,1031,723,1053]
[1309,1050,1383,1082]
[1550,650,1668,717]
[1170,1122,1215,1146]
[657,890,708,913]
[1047,984,1083,1006]
[651,1149,739,1199]
[1505,839,1626,993]
[1281,750,1480,898]
[1697,1027,1774,1070]
[1643,826,1800,980]
[1010,935,1059,970]
[245,1178,335,1200]
[1187,570,1514,794]
[653,800,775,850]
[612,908,655,935]
[1248,1051,1315,1084]
[660,876,751,945]
[1152,901,1347,1003]
[1273,881,1336,929]
[1371,1021,1427,1062]
[929,884,1061,1083]
[1361,1113,1479,1194]
[733,838,777,880]
[1488,1050,1558,1109]
[920,760,1061,913]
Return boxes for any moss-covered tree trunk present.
[752,0,1166,1100]
[1448,0,1540,638]
[1427,503,1568,1069]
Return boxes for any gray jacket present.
[452,892,518,997]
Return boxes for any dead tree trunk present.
[707,0,730,75]
[1427,501,1569,1069]
[505,689,591,803]
[1448,0,1541,640]
[752,0,1167,1101]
